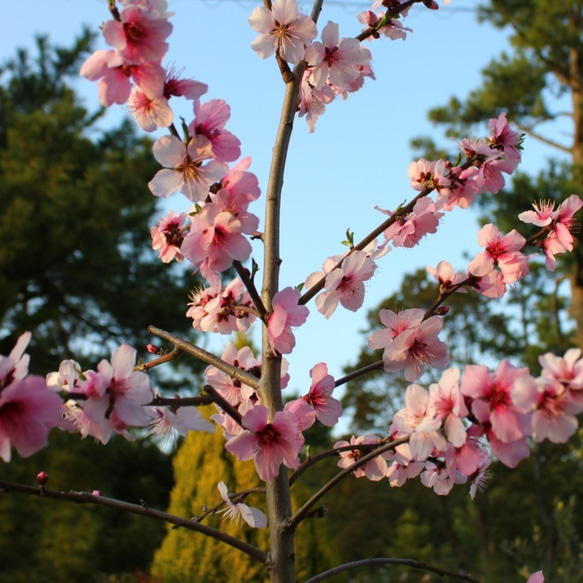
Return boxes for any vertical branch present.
[260,4,324,581]
[261,66,304,582]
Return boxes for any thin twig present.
[197,486,266,524]
[149,394,214,408]
[203,385,243,427]
[289,442,389,486]
[0,479,268,564]
[286,436,409,529]
[334,360,384,388]
[136,347,183,372]
[148,326,260,390]
[304,557,481,583]
[233,260,267,319]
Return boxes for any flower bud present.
[36,471,49,486]
[146,344,162,355]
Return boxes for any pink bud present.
[92,490,104,497]
[146,344,162,355]
[36,471,49,486]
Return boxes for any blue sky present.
[1,0,563,424]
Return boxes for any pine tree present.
[423,0,583,347]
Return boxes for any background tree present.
[421,0,583,346]
[152,423,341,582]
[0,431,173,583]
[0,32,208,581]
[0,31,200,379]
[336,266,583,581]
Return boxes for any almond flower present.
[267,287,309,354]
[225,404,304,482]
[249,0,317,64]
[217,481,267,528]
[148,135,227,201]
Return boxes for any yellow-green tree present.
[152,423,341,583]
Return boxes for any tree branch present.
[514,121,571,153]
[233,260,267,319]
[304,557,480,583]
[286,436,409,529]
[148,326,260,390]
[334,360,384,388]
[0,478,268,564]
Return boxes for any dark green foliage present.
[0,431,173,583]
[0,32,199,379]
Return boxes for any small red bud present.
[435,306,450,316]
[36,471,49,486]
[146,344,162,355]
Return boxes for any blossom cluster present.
[205,344,341,481]
[3,3,581,565]
[335,348,583,498]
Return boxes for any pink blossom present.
[305,21,371,91]
[205,343,259,407]
[385,442,424,487]
[0,375,64,462]
[218,157,261,208]
[217,481,267,528]
[368,308,425,352]
[426,260,468,293]
[225,404,304,481]
[284,398,316,432]
[380,198,443,248]
[380,316,449,382]
[468,224,528,284]
[148,135,227,201]
[334,434,387,481]
[102,5,172,65]
[267,287,309,354]
[149,406,215,444]
[437,165,480,211]
[310,250,377,318]
[182,203,256,276]
[163,67,208,101]
[249,0,317,64]
[151,210,188,262]
[520,195,583,270]
[470,269,507,299]
[537,348,583,410]
[408,158,451,195]
[420,459,456,496]
[189,99,241,163]
[74,345,153,444]
[0,331,32,386]
[527,571,544,583]
[461,360,530,445]
[392,383,446,461]
[539,348,583,389]
[304,362,342,426]
[298,69,336,132]
[358,10,412,40]
[459,137,516,194]
[128,86,173,131]
[187,279,256,335]
[421,367,468,447]
[80,50,166,106]
[512,376,580,443]
[488,112,523,164]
